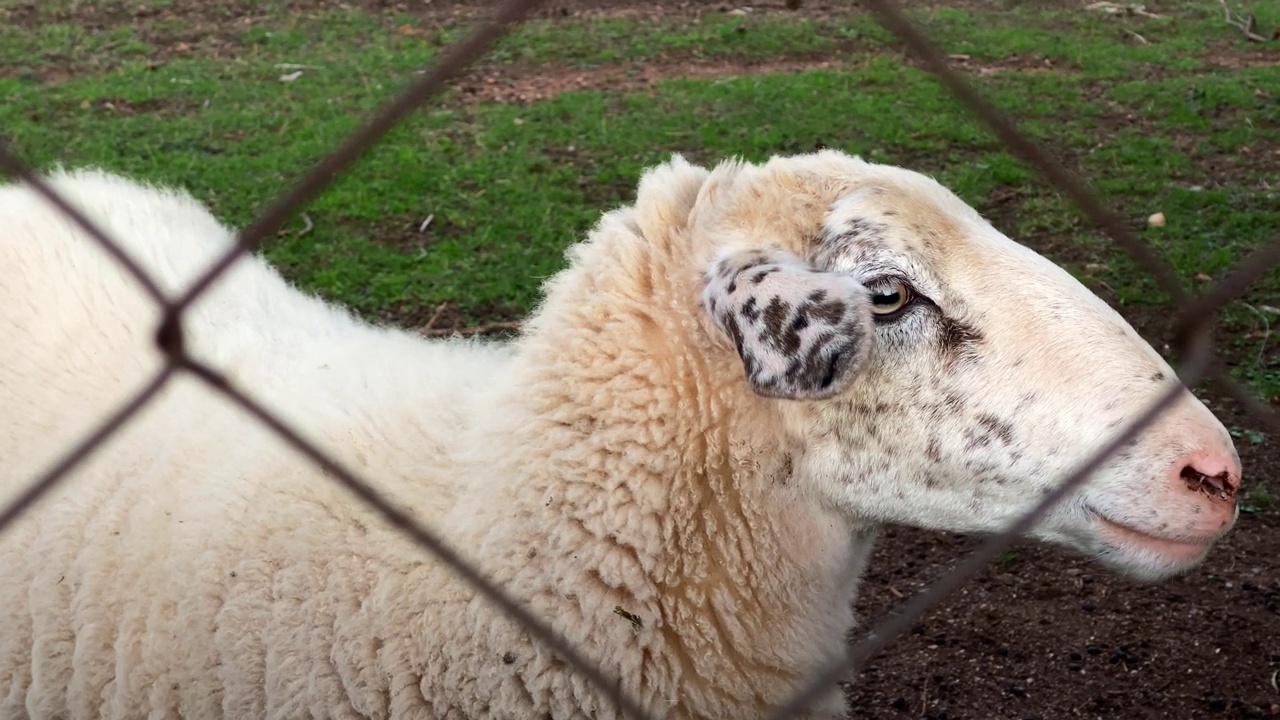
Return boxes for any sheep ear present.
[702,247,873,400]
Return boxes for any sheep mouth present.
[1087,511,1215,564]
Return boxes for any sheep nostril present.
[1180,466,1237,501]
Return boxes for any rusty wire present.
[1,0,1277,718]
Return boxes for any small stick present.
[1123,28,1150,44]
[422,301,450,331]
[1218,0,1271,42]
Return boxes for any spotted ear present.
[702,247,873,400]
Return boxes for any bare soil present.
[13,0,1279,717]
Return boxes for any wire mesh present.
[1,0,1275,718]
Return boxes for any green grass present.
[2,0,1278,400]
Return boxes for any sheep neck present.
[450,224,874,715]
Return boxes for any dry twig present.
[1084,2,1164,20]
[1123,28,1151,44]
[1218,0,1272,42]
[422,302,451,331]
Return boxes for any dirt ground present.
[10,0,1278,717]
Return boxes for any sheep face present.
[697,151,1241,582]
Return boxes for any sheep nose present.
[1177,452,1242,503]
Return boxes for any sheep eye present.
[867,279,915,318]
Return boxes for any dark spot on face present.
[844,217,888,242]
[762,297,791,341]
[937,315,983,367]
[975,413,1015,446]
[859,415,882,441]
[1150,371,1166,383]
[784,332,848,390]
[813,217,890,268]
[925,435,942,463]
[1015,391,1039,413]
[809,299,847,325]
[751,269,772,285]
[741,296,760,322]
[965,457,1000,474]
[722,313,746,356]
[964,429,993,452]
[502,652,518,665]
[761,301,804,357]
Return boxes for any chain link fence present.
[1,0,1276,717]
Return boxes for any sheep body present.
[0,165,859,719]
[0,150,1242,720]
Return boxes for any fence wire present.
[0,0,1275,718]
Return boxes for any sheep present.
[0,150,1242,720]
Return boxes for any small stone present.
[1147,212,1166,227]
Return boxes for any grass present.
[1,0,1278,401]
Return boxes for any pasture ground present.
[1,0,1278,717]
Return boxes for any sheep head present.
[685,150,1241,583]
